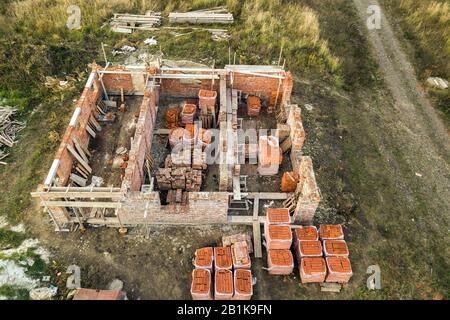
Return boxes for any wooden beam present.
[253,220,262,258]
[244,192,290,200]
[32,191,124,199]
[66,144,92,173]
[41,201,121,209]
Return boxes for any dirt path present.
[352,0,449,153]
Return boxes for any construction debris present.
[112,45,136,56]
[110,12,162,33]
[0,106,26,162]
[169,7,234,24]
[144,37,158,46]
[426,77,449,90]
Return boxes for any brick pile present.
[233,269,253,300]
[166,188,188,205]
[156,166,202,191]
[169,127,185,148]
[258,136,280,176]
[181,103,196,124]
[231,241,251,269]
[194,247,214,270]
[294,224,353,284]
[214,246,232,270]
[165,107,179,129]
[191,268,213,300]
[247,95,261,117]
[300,257,327,284]
[267,249,294,275]
[281,171,299,192]
[198,89,217,115]
[265,224,292,250]
[265,207,294,275]
[191,243,253,300]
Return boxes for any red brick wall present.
[53,79,101,186]
[121,87,159,192]
[119,192,229,225]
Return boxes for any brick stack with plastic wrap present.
[265,208,294,275]
[320,224,353,284]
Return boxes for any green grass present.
[380,0,450,122]
[0,284,30,300]
[0,229,27,250]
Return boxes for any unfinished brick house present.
[31,60,320,256]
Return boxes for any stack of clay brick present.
[265,208,294,275]
[166,188,188,205]
[169,127,186,148]
[165,107,179,129]
[280,171,299,192]
[181,103,196,124]
[192,148,207,170]
[156,166,202,191]
[294,224,352,284]
[191,243,253,300]
[258,136,281,176]
[247,95,261,117]
[198,89,217,115]
[197,128,212,150]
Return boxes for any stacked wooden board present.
[110,12,162,33]
[169,7,233,24]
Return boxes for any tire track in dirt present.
[351,0,450,208]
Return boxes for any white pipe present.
[44,159,60,186]
[69,107,82,127]
[85,72,96,88]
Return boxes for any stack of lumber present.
[165,108,179,129]
[0,106,26,161]
[247,95,261,117]
[110,12,162,33]
[169,7,234,24]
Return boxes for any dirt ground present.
[89,96,142,187]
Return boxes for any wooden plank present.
[41,201,121,209]
[253,220,262,258]
[244,192,290,200]
[72,140,89,164]
[66,144,92,173]
[71,136,91,157]
[253,196,259,221]
[32,191,124,199]
[70,173,87,187]
[85,124,96,138]
[89,115,102,132]
[320,283,342,293]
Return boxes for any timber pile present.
[0,106,26,162]
[169,7,234,24]
[110,12,162,33]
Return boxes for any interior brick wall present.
[119,191,229,225]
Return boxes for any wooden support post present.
[66,144,92,173]
[252,196,262,258]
